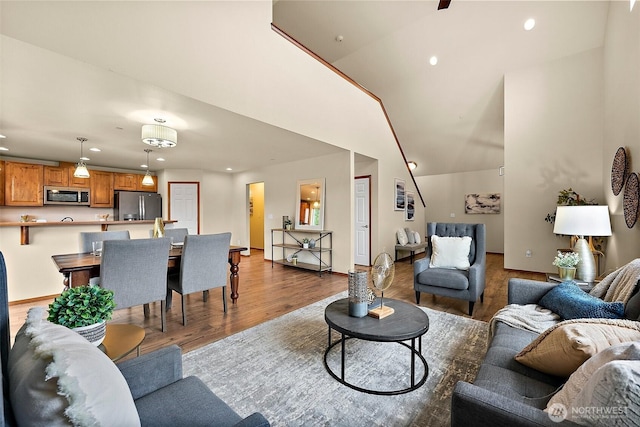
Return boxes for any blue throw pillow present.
[539,281,625,320]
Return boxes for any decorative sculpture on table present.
[368,253,395,319]
[153,217,165,238]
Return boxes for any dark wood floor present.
[9,251,545,356]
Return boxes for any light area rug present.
[182,292,488,427]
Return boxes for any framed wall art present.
[405,192,415,221]
[465,193,501,214]
[394,178,405,211]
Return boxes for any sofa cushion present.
[396,228,408,246]
[539,281,625,320]
[514,318,640,377]
[473,364,559,409]
[546,341,640,416]
[8,307,140,426]
[416,268,469,290]
[429,235,471,270]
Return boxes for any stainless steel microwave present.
[43,186,90,205]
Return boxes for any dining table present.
[51,245,248,304]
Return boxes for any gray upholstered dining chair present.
[414,223,486,315]
[79,230,131,285]
[148,227,189,243]
[79,230,130,253]
[100,238,171,332]
[167,233,231,326]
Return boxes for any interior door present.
[168,182,200,234]
[354,176,371,266]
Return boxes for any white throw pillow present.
[405,228,415,244]
[429,235,472,270]
[8,307,140,426]
[546,341,640,414]
[397,228,409,246]
[414,232,422,244]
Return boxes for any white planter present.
[72,320,107,346]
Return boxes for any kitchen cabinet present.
[89,170,114,207]
[44,165,68,187]
[114,172,157,192]
[66,162,91,188]
[0,161,5,206]
[4,162,43,206]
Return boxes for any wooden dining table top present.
[51,245,247,273]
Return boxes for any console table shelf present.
[271,228,332,276]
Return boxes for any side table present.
[546,274,597,292]
[100,323,145,362]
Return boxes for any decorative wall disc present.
[623,172,639,228]
[611,147,628,196]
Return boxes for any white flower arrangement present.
[552,251,581,268]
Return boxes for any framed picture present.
[394,178,405,211]
[465,193,501,214]
[405,192,415,221]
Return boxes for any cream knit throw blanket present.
[589,258,640,303]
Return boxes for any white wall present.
[602,1,640,269]
[504,48,604,273]
[415,169,504,254]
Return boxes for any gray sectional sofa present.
[451,277,640,427]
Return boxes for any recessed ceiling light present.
[524,18,536,31]
[429,56,438,66]
[226,167,233,171]
[80,156,90,161]
[335,35,344,43]
[156,157,165,162]
[0,147,8,151]
[89,147,101,152]
[0,134,6,139]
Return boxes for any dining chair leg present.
[166,289,173,311]
[203,289,209,302]
[143,303,150,318]
[181,294,187,326]
[222,287,227,313]
[161,300,166,332]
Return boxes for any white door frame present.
[354,176,371,266]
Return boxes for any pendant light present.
[313,186,320,208]
[73,137,90,179]
[141,148,155,186]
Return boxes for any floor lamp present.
[553,205,612,282]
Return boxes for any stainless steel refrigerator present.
[114,191,162,221]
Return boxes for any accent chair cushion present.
[514,318,640,377]
[546,342,640,416]
[8,307,140,426]
[539,281,625,320]
[397,228,408,246]
[429,235,472,270]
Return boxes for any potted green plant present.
[302,238,310,248]
[47,285,116,346]
[552,251,581,281]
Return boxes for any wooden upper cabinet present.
[44,165,69,187]
[114,173,139,191]
[0,161,5,206]
[5,162,44,206]
[89,170,114,207]
[64,162,91,188]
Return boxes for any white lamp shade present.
[141,172,155,186]
[73,163,90,178]
[142,124,177,148]
[553,205,612,237]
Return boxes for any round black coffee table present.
[323,298,429,395]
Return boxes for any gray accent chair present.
[100,238,171,332]
[414,222,486,315]
[167,233,231,325]
[148,227,189,243]
[0,250,270,426]
[79,230,131,285]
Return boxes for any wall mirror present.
[295,178,325,230]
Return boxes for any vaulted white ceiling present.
[0,1,611,177]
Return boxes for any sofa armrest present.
[233,412,271,427]
[452,381,580,427]
[507,278,557,305]
[117,345,183,400]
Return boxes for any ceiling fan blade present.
[438,0,451,10]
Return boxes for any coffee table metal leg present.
[341,332,345,380]
[411,338,416,387]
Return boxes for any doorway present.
[249,182,265,250]
[168,182,200,234]
[354,176,371,266]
